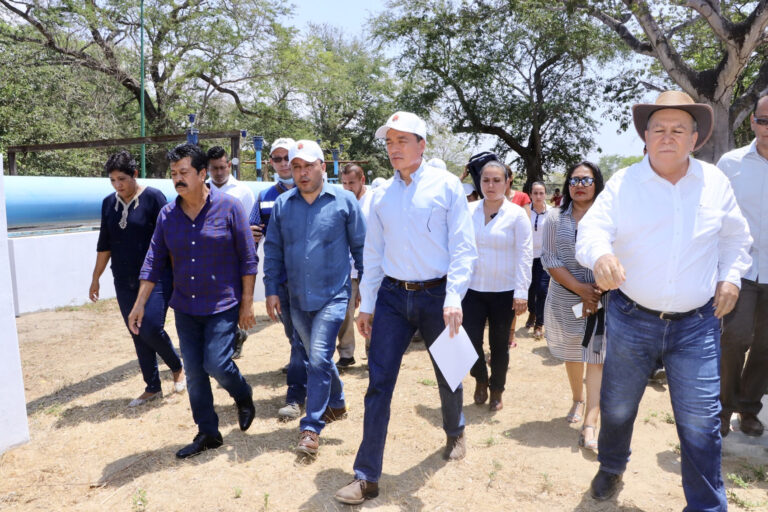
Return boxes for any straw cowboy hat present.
[632,90,714,151]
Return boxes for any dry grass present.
[1,300,765,511]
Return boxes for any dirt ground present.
[1,299,767,512]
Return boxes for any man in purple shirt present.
[128,143,258,459]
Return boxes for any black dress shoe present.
[590,470,622,501]
[739,413,765,436]
[337,357,356,368]
[176,432,223,459]
[236,394,256,431]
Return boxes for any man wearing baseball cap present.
[575,91,752,509]
[249,137,309,420]
[335,112,477,504]
[263,140,366,457]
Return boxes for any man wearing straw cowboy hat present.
[575,91,752,509]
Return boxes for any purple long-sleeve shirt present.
[140,185,258,316]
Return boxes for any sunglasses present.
[271,155,290,163]
[754,117,768,126]
[568,176,595,187]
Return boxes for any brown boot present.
[739,413,765,436]
[296,430,319,456]
[334,479,379,505]
[443,432,466,461]
[489,390,503,411]
[473,379,488,405]
[322,405,348,424]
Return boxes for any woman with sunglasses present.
[541,161,605,451]
[462,161,532,411]
[525,181,550,340]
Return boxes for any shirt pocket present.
[413,206,446,234]
[205,218,230,240]
[693,205,723,240]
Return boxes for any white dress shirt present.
[575,155,752,312]
[359,160,478,312]
[213,175,255,219]
[350,187,375,280]
[717,140,768,284]
[530,203,549,258]
[468,199,532,297]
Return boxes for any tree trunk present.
[695,100,732,164]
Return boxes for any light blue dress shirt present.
[263,184,366,312]
[359,160,478,312]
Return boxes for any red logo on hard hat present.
[298,142,304,149]
[392,115,399,121]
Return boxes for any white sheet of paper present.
[427,326,478,392]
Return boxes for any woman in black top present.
[90,151,185,407]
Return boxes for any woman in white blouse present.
[462,161,533,411]
[525,182,551,340]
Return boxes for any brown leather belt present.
[615,289,708,321]
[385,275,446,291]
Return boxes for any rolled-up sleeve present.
[359,194,385,314]
[444,179,477,308]
[346,197,366,279]
[139,208,169,283]
[232,200,258,277]
[575,180,618,270]
[717,181,753,287]
[513,209,533,298]
[263,198,286,297]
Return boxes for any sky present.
[286,0,646,162]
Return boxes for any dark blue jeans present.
[174,305,252,437]
[599,290,726,512]
[278,282,308,406]
[114,278,181,393]
[527,257,550,327]
[353,278,464,483]
[290,296,347,434]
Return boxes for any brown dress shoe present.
[489,390,503,411]
[322,405,348,423]
[443,432,466,461]
[720,413,732,437]
[296,430,319,455]
[739,413,764,436]
[334,479,379,505]
[474,379,488,405]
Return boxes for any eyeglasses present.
[754,117,768,126]
[271,155,289,163]
[568,176,595,187]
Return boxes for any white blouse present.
[468,199,533,297]
[530,202,549,258]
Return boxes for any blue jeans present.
[599,290,726,512]
[527,257,550,327]
[114,278,181,393]
[289,296,346,434]
[354,278,465,483]
[277,282,308,405]
[174,305,252,437]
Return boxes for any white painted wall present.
[8,231,266,316]
[0,156,29,454]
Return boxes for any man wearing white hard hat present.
[249,137,310,421]
[335,112,477,505]
[263,140,366,457]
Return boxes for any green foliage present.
[372,0,621,184]
[597,154,643,180]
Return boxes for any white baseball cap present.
[289,140,324,164]
[427,157,447,170]
[270,137,295,155]
[375,111,427,140]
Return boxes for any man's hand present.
[128,305,144,335]
[594,254,626,291]
[443,306,462,337]
[513,299,528,316]
[250,224,265,244]
[265,295,281,322]
[357,312,373,338]
[89,279,99,302]
[713,281,740,319]
[239,296,255,330]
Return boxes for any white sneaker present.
[128,391,163,407]
[278,402,302,420]
[173,376,187,393]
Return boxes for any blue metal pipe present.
[3,176,274,230]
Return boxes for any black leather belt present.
[615,289,707,321]
[385,276,446,291]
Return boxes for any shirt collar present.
[286,182,338,201]
[175,182,214,207]
[394,160,424,183]
[638,154,702,182]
